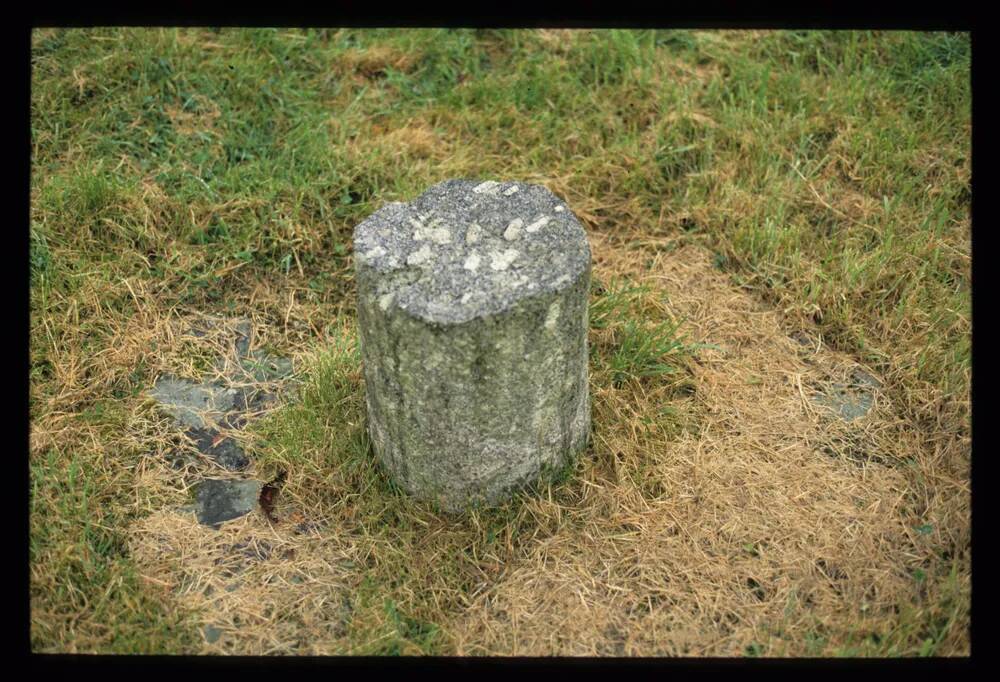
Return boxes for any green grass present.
[590,277,697,390]
[605,318,689,387]
[30,28,970,655]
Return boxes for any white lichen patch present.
[411,217,452,244]
[406,244,435,266]
[544,300,562,331]
[503,218,524,241]
[419,227,451,244]
[525,216,551,233]
[466,223,483,244]
[490,249,520,271]
[424,300,457,320]
[378,292,395,311]
[554,205,565,213]
[472,180,501,195]
[503,185,519,196]
[463,253,481,272]
[461,292,473,304]
[361,245,387,260]
[553,274,571,287]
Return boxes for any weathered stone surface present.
[186,426,250,471]
[812,368,880,421]
[202,624,223,644]
[193,478,262,527]
[148,319,295,476]
[353,179,591,512]
[149,376,239,430]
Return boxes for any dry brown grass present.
[165,97,222,137]
[125,230,969,656]
[336,45,419,81]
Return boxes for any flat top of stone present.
[353,179,590,324]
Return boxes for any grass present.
[590,278,694,387]
[30,28,969,655]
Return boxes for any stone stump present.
[353,179,591,511]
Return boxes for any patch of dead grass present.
[123,236,969,656]
[337,46,418,81]
[165,96,222,137]
[370,120,448,161]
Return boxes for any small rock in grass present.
[812,368,881,421]
[193,478,262,527]
[186,426,250,471]
[233,319,253,359]
[149,376,239,430]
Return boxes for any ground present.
[30,28,970,655]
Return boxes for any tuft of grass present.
[606,318,688,388]
[30,225,51,285]
[377,599,442,656]
[250,328,371,484]
[590,277,650,329]
[590,276,696,389]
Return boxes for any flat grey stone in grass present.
[202,624,223,644]
[186,426,250,471]
[354,179,591,512]
[812,368,881,421]
[149,319,293,467]
[192,478,262,527]
[149,376,239,430]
